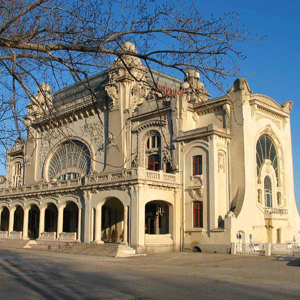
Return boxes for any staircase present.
[26,241,137,257]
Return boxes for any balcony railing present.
[264,207,288,215]
[0,168,180,197]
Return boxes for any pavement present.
[0,247,299,299]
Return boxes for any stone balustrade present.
[264,207,288,215]
[0,231,8,238]
[0,168,181,198]
[40,232,56,240]
[58,232,77,241]
[9,231,22,238]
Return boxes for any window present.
[193,155,202,176]
[13,162,22,187]
[256,135,278,183]
[264,176,272,207]
[193,201,203,228]
[146,132,161,171]
[48,140,91,181]
[148,154,160,171]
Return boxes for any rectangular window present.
[193,155,202,176]
[148,154,160,171]
[193,201,203,228]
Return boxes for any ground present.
[0,248,299,299]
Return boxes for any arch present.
[13,205,24,232]
[145,200,172,235]
[44,139,93,182]
[28,205,40,239]
[45,203,58,233]
[256,134,278,183]
[101,197,124,243]
[63,201,78,233]
[142,130,162,171]
[182,140,210,157]
[0,207,9,231]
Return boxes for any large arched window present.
[264,176,272,207]
[48,140,91,181]
[256,134,278,183]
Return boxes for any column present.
[121,206,128,245]
[39,206,46,238]
[77,208,82,242]
[94,203,104,244]
[23,207,29,239]
[57,205,65,240]
[0,207,3,230]
[8,208,16,236]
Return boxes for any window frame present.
[193,155,202,176]
[193,201,203,228]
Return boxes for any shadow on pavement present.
[275,256,300,267]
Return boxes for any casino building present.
[0,42,299,254]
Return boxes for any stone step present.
[0,238,30,249]
[28,241,136,257]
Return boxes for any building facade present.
[0,42,299,254]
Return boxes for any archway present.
[28,205,40,239]
[63,201,78,233]
[45,203,58,233]
[0,207,9,231]
[145,201,170,235]
[101,198,124,243]
[13,206,24,232]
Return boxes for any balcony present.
[0,168,181,199]
[264,207,288,220]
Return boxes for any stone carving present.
[218,151,225,173]
[81,121,104,151]
[105,84,119,110]
[25,83,53,123]
[131,83,149,110]
[180,69,210,103]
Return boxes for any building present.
[0,42,299,254]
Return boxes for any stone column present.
[57,204,65,240]
[94,203,104,244]
[8,208,16,236]
[77,208,82,242]
[121,206,128,245]
[39,206,46,238]
[23,207,29,239]
[0,207,3,230]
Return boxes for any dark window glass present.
[193,201,203,228]
[256,135,278,183]
[193,155,202,176]
[148,154,160,171]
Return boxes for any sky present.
[192,0,300,211]
[1,0,300,210]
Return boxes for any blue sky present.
[2,0,300,210]
[192,0,300,211]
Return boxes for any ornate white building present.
[0,42,299,254]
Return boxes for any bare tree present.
[0,0,258,153]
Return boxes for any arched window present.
[48,140,91,181]
[256,134,278,183]
[145,132,161,171]
[264,176,272,207]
